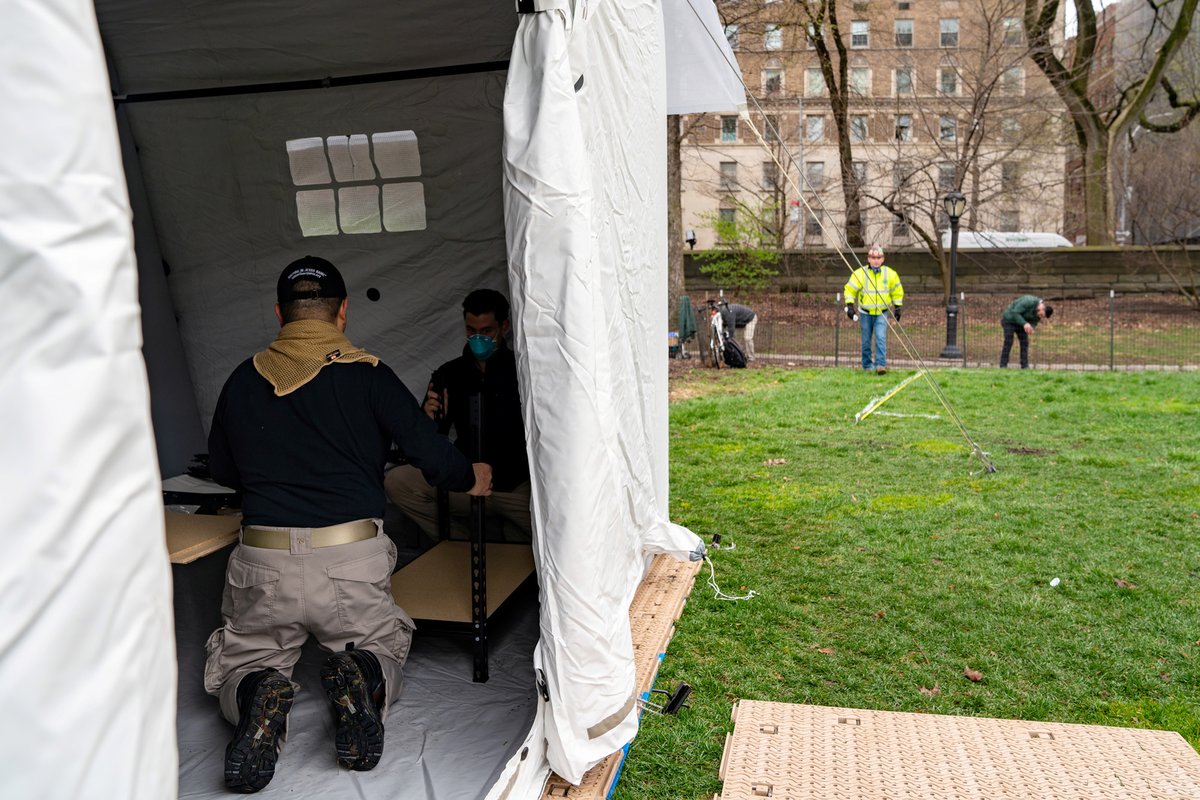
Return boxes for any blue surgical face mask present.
[467,334,497,361]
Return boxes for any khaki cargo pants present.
[385,463,532,543]
[203,523,412,725]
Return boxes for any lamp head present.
[943,191,967,221]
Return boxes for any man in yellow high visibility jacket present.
[844,245,904,374]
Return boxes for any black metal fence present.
[681,292,1200,370]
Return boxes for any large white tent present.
[0,0,741,797]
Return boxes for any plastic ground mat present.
[717,700,1200,799]
[541,554,702,799]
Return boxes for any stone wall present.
[684,247,1197,299]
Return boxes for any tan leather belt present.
[240,519,377,549]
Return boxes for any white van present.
[942,230,1073,249]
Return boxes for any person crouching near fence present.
[999,294,1053,369]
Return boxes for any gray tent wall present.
[98,0,520,436]
[118,108,207,478]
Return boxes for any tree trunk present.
[667,115,684,331]
[1085,133,1112,245]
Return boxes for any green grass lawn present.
[614,367,1200,800]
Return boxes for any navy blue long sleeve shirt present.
[209,359,474,527]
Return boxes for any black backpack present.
[722,338,747,368]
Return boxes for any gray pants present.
[203,525,411,725]
[741,315,757,359]
[384,464,533,543]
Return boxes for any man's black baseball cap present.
[277,256,347,303]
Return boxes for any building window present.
[1002,66,1024,95]
[940,115,957,141]
[764,23,783,51]
[893,161,912,191]
[805,68,826,97]
[725,24,739,50]
[850,67,870,96]
[763,114,781,143]
[719,161,737,191]
[806,115,825,142]
[894,114,912,141]
[895,68,913,96]
[805,161,825,190]
[940,18,959,47]
[763,161,779,191]
[851,20,870,48]
[718,206,736,240]
[806,209,824,239]
[1003,17,1023,46]
[940,67,958,95]
[1000,209,1020,231]
[721,116,738,143]
[763,68,783,94]
[851,114,869,142]
[806,22,822,48]
[852,160,868,187]
[1002,117,1021,140]
[1001,161,1019,193]
[892,212,910,238]
[938,162,956,191]
[894,19,914,48]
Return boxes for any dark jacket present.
[430,345,530,493]
[1001,295,1043,327]
[209,359,474,527]
[719,302,756,332]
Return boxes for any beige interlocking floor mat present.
[541,554,702,799]
[717,700,1200,799]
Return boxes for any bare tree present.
[795,0,866,248]
[1127,119,1200,306]
[1024,0,1199,244]
[668,115,685,327]
[858,0,1067,299]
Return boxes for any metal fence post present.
[834,292,841,367]
[960,291,967,367]
[1109,288,1115,371]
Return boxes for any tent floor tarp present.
[173,518,539,799]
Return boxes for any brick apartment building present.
[681,0,1070,253]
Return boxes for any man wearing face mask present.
[384,289,532,543]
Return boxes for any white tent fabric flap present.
[663,0,746,115]
[0,1,178,798]
[503,0,704,787]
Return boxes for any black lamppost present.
[939,191,966,359]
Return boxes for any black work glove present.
[892,306,902,322]
[845,306,856,320]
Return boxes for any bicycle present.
[707,303,728,368]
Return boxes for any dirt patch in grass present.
[1006,446,1056,456]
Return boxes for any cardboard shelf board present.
[391,540,535,623]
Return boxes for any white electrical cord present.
[704,539,757,602]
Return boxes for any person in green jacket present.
[1000,294,1053,368]
[844,245,904,374]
